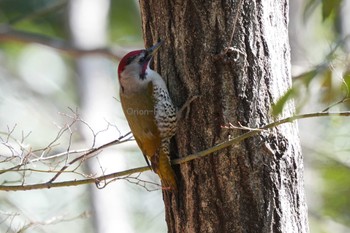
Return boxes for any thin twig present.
[47,132,132,183]
[0,111,349,191]
[322,97,350,112]
[227,0,244,48]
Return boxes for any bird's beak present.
[146,40,164,60]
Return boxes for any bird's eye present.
[138,51,149,64]
[139,56,145,63]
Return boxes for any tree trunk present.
[139,1,309,232]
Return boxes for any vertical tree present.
[139,1,309,232]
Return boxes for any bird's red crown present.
[117,50,144,78]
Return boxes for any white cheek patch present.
[120,66,151,95]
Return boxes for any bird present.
[117,40,177,190]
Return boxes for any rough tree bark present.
[139,1,309,233]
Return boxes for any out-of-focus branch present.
[0,26,121,60]
[7,0,68,25]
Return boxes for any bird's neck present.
[119,68,167,97]
[119,75,148,96]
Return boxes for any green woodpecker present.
[117,41,177,190]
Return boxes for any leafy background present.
[0,0,349,232]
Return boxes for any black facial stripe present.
[126,55,136,66]
[139,57,145,64]
[139,71,147,80]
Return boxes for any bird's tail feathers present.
[151,148,177,191]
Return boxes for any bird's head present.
[118,40,164,81]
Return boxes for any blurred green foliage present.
[274,1,350,232]
[0,0,67,36]
[0,0,142,42]
[304,0,343,23]
[0,0,349,233]
[273,0,350,117]
[109,0,142,43]
[321,162,350,225]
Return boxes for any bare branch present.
[7,0,68,25]
[172,111,350,164]
[123,173,162,192]
[0,26,121,60]
[46,131,132,183]
[0,166,150,191]
[0,110,134,187]
[17,211,90,233]
[0,111,349,191]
